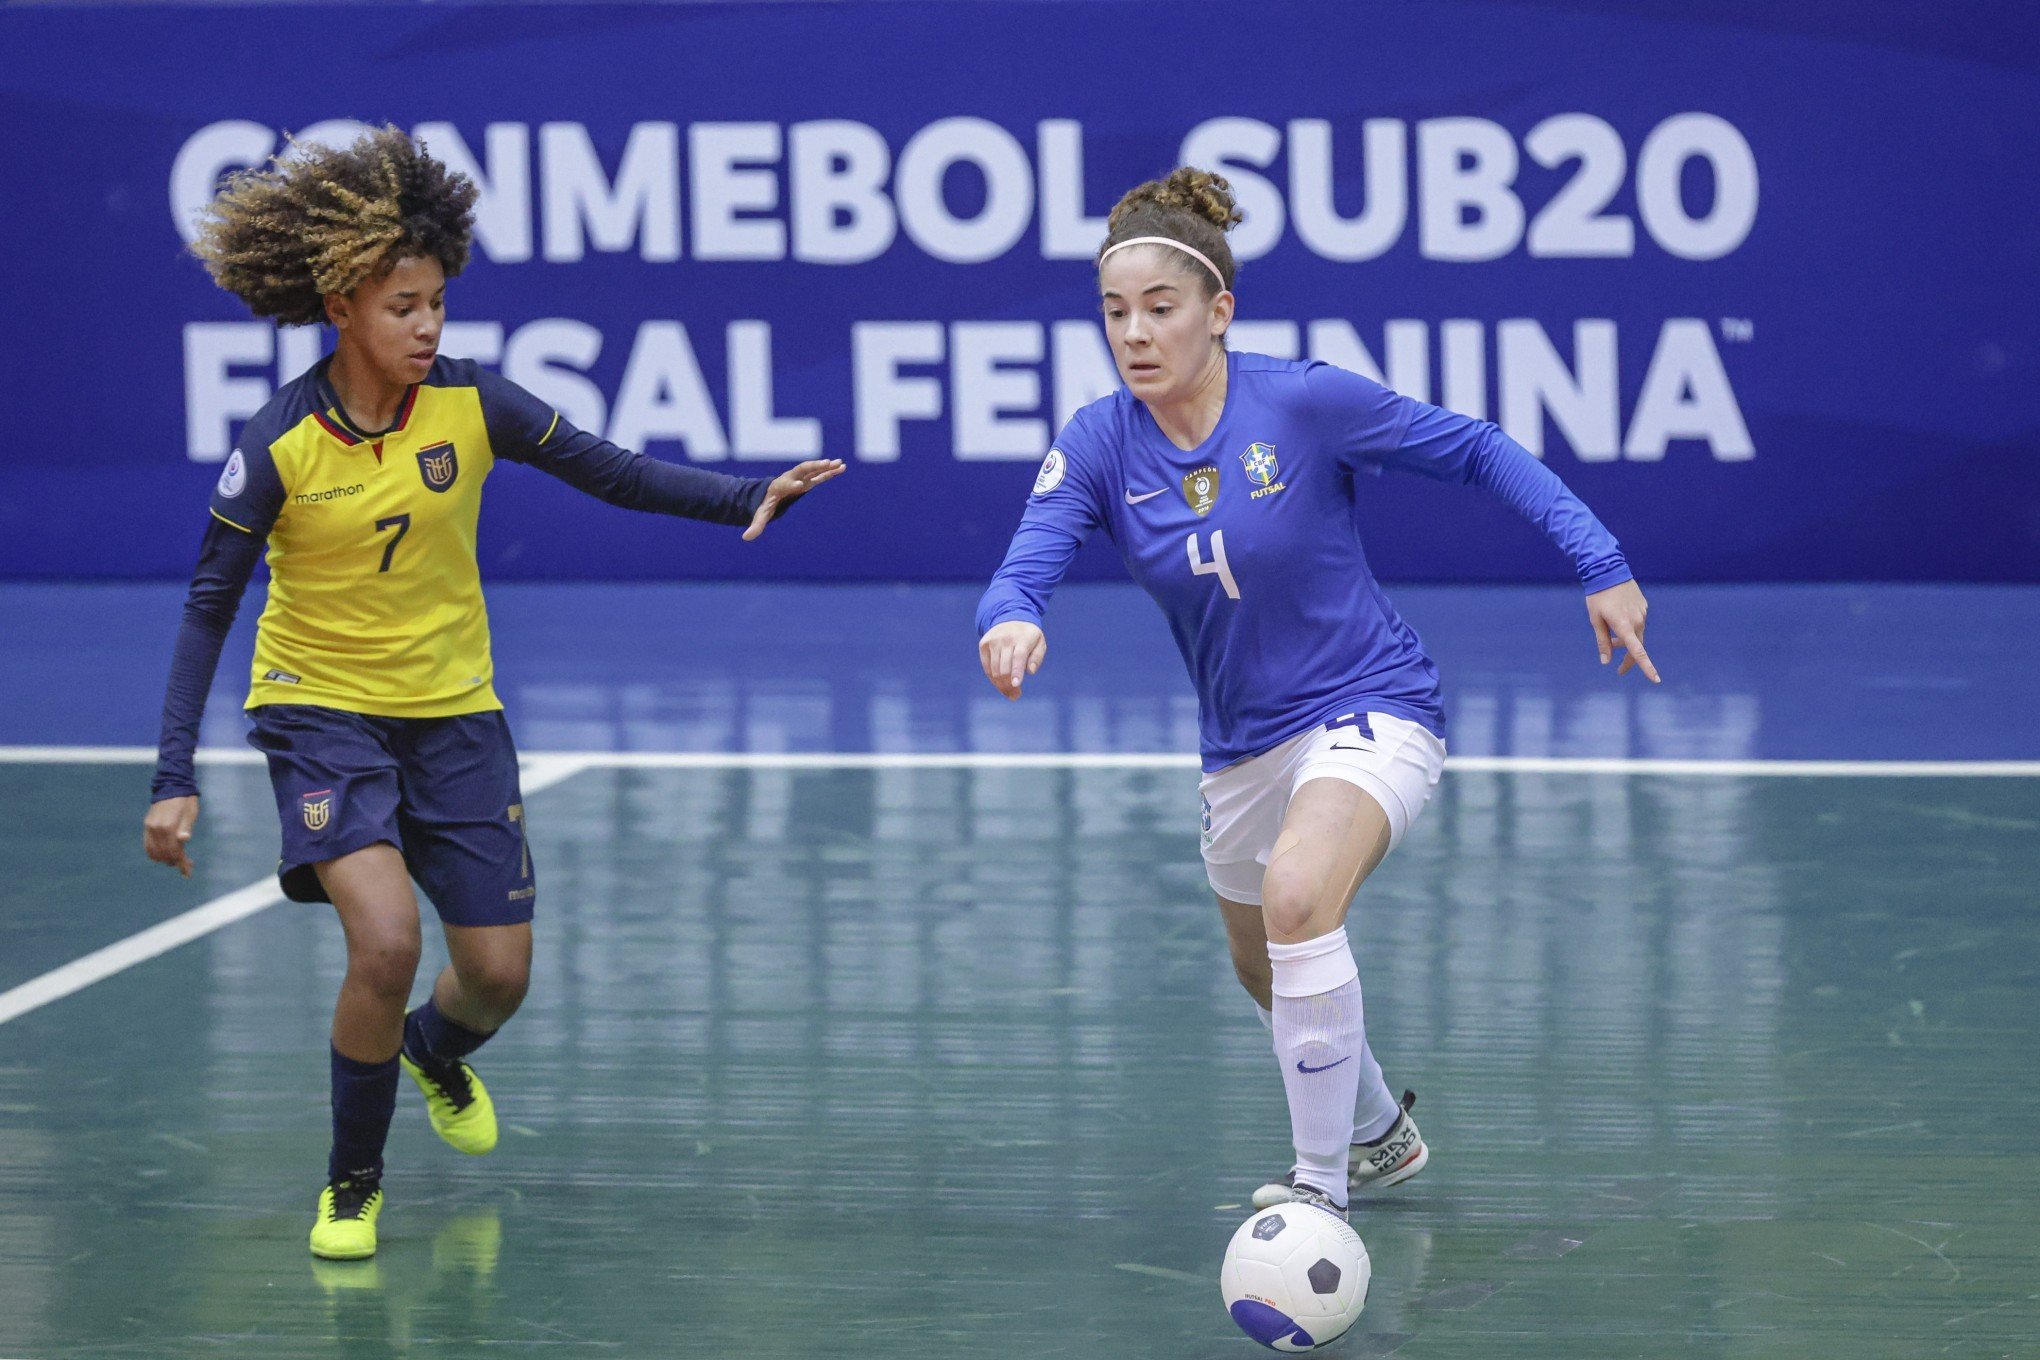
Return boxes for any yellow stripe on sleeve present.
[209,508,255,534]
[538,412,560,446]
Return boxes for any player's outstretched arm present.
[480,367,846,531]
[742,459,846,541]
[1332,371,1655,683]
[1585,579,1659,682]
[979,620,1047,700]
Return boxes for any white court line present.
[2,746,2034,1027]
[0,756,590,1029]
[1442,756,2040,777]
[2,746,2038,776]
[0,878,285,1027]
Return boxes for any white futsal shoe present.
[1252,1090,1428,1210]
[1284,1182,1349,1222]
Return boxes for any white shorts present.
[1199,711,1447,906]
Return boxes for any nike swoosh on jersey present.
[1124,488,1168,505]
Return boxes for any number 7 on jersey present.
[374,513,411,573]
[1188,530,1241,600]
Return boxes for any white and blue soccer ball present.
[1219,1203,1370,1352]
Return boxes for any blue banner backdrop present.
[1,2,2035,583]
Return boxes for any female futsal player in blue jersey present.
[140,127,842,1259]
[977,169,1656,1221]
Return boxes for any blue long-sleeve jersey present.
[974,353,1632,772]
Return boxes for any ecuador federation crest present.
[301,789,333,832]
[416,441,459,493]
[1181,464,1220,516]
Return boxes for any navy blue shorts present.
[247,705,536,927]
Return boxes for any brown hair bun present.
[1097,167,1242,295]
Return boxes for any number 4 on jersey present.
[1188,530,1240,600]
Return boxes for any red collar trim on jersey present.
[387,384,419,435]
[316,384,419,447]
[313,408,362,445]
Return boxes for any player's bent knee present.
[1260,873,1326,943]
[460,959,529,1022]
[348,939,422,1001]
[484,973,530,1021]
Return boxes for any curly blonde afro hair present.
[191,124,478,326]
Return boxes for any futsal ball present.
[1220,1203,1370,1352]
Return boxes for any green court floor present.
[3,762,2037,1358]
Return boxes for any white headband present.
[1099,235,1229,291]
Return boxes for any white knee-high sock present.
[1269,928,1386,1205]
[1260,994,1398,1143]
[1351,1044,1400,1145]
[1354,1043,1403,1149]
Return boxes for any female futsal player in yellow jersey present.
[140,126,843,1259]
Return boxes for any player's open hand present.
[144,795,200,878]
[744,459,847,541]
[979,620,1047,700]
[1585,579,1659,683]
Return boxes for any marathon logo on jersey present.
[292,483,365,506]
[301,789,334,832]
[263,669,302,685]
[416,441,459,492]
[1182,464,1220,516]
[1242,443,1287,500]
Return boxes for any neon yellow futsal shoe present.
[401,1052,498,1155]
[310,1178,383,1259]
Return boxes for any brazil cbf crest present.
[416,441,459,492]
[1241,443,1277,485]
[301,789,334,832]
[1241,442,1287,500]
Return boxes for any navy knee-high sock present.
[404,998,493,1068]
[330,1046,400,1183]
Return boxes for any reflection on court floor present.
[12,581,2040,759]
[4,758,2037,1358]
